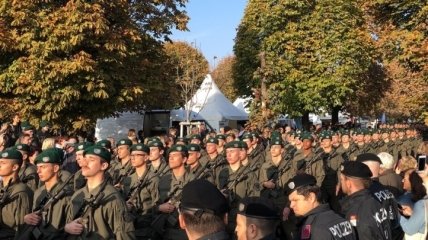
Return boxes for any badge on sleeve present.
[301,224,311,239]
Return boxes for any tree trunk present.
[302,111,310,131]
[331,106,341,126]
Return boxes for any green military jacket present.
[349,143,367,161]
[187,162,215,184]
[248,144,266,173]
[292,150,325,186]
[259,155,293,209]
[21,180,71,239]
[66,180,135,240]
[108,159,134,186]
[73,169,86,191]
[123,169,159,237]
[0,180,33,239]
[199,154,226,188]
[148,159,170,179]
[321,148,344,187]
[19,162,39,192]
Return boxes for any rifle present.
[194,159,227,180]
[113,165,135,186]
[126,169,151,205]
[151,185,181,235]
[72,177,110,238]
[18,173,75,240]
[222,163,259,202]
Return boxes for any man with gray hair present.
[378,152,403,197]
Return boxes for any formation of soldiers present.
[0,118,426,240]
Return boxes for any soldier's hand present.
[282,207,291,221]
[24,212,42,226]
[263,180,275,189]
[64,218,84,235]
[159,203,175,213]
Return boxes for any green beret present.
[96,139,112,149]
[130,143,150,154]
[251,132,260,139]
[148,140,164,149]
[340,161,372,179]
[21,124,35,131]
[341,129,350,136]
[84,146,112,163]
[147,137,161,144]
[238,197,279,220]
[206,137,219,145]
[381,129,391,134]
[15,144,31,153]
[117,139,132,147]
[319,131,332,141]
[40,120,50,128]
[216,134,226,140]
[300,132,313,141]
[270,137,283,146]
[225,140,248,150]
[287,173,317,191]
[226,133,236,139]
[190,134,202,141]
[168,144,188,155]
[289,131,298,137]
[187,144,201,152]
[271,131,281,138]
[0,149,23,164]
[364,129,372,136]
[76,142,95,152]
[354,129,365,135]
[35,148,62,165]
[241,132,253,141]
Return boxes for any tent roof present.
[186,74,248,121]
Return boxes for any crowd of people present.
[0,114,428,240]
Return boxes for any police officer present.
[339,161,392,240]
[21,148,72,239]
[178,179,229,240]
[0,148,33,238]
[123,143,159,239]
[287,173,356,240]
[235,197,279,240]
[64,146,135,239]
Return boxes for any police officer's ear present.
[178,214,186,230]
[246,222,258,238]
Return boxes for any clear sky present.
[171,0,248,69]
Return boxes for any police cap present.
[238,197,279,220]
[287,173,317,191]
[356,153,382,164]
[340,161,372,179]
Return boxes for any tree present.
[363,0,428,121]
[163,41,209,112]
[211,55,238,101]
[0,0,188,131]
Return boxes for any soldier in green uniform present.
[241,133,264,178]
[189,135,208,159]
[16,144,39,192]
[336,130,353,162]
[319,131,344,212]
[292,133,325,186]
[156,145,194,240]
[123,143,159,239]
[0,148,33,238]
[349,129,367,161]
[390,129,400,161]
[21,148,72,239]
[371,129,382,154]
[200,137,227,187]
[216,134,227,157]
[396,129,408,160]
[108,139,134,188]
[72,142,94,191]
[148,140,170,177]
[64,146,135,239]
[218,141,260,235]
[186,144,214,183]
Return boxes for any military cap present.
[15,144,31,153]
[189,134,202,141]
[364,129,373,135]
[289,131,298,137]
[241,132,253,141]
[287,173,317,191]
[319,131,332,141]
[35,148,62,165]
[250,131,260,139]
[96,139,112,149]
[21,123,35,131]
[271,131,281,139]
[175,136,188,144]
[180,179,228,217]
[148,140,164,148]
[356,153,382,164]
[206,137,219,145]
[216,134,226,140]
[381,129,391,134]
[168,144,188,155]
[117,139,132,147]
[40,120,50,128]
[130,143,150,154]
[187,144,201,152]
[0,149,23,164]
[76,142,95,152]
[340,161,372,179]
[238,197,279,220]
[147,137,161,144]
[341,129,350,136]
[300,132,313,141]
[270,137,283,146]
[84,146,112,163]
[226,133,236,139]
[354,129,365,135]
[225,140,248,150]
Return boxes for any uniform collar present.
[196,230,229,240]
[303,204,330,218]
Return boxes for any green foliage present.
[0,0,188,131]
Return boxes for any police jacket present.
[340,189,392,240]
[298,204,356,240]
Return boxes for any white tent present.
[186,74,248,131]
[233,97,251,114]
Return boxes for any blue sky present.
[171,0,248,69]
